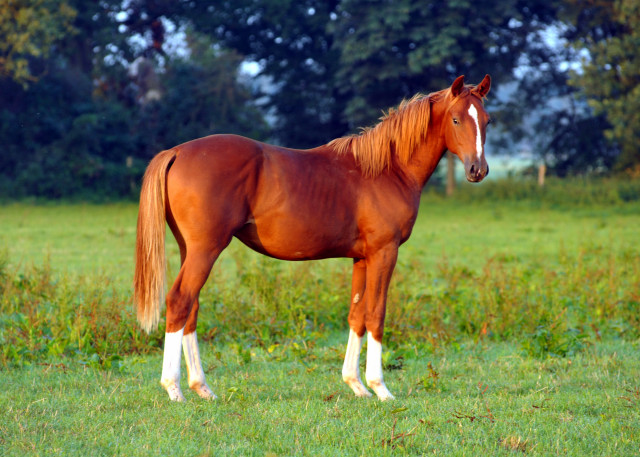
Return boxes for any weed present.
[382,351,405,370]
[0,262,158,367]
[0,184,638,369]
[499,436,532,453]
[619,387,640,409]
[414,362,440,392]
[225,386,245,402]
[521,322,590,358]
[380,418,422,450]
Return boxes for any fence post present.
[127,156,135,194]
[538,163,546,187]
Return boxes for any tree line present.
[0,0,637,199]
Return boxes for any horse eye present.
[487,118,493,125]
[453,118,460,125]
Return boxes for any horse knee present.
[348,296,366,336]
[364,319,384,343]
[348,315,366,336]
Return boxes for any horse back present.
[165,134,419,260]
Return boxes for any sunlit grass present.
[1,341,638,456]
[0,178,639,455]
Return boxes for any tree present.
[137,33,269,156]
[177,0,574,196]
[568,0,640,173]
[489,50,619,176]
[0,0,76,86]
[0,1,269,198]
[479,0,629,176]
[178,0,347,148]
[182,1,564,147]
[330,0,558,128]
[325,0,560,188]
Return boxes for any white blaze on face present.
[468,104,483,159]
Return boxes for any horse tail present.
[134,149,176,333]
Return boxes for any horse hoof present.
[191,383,217,400]
[355,388,373,398]
[367,379,395,401]
[376,391,395,401]
[344,376,373,397]
[162,380,186,402]
[167,386,186,402]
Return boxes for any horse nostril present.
[469,163,476,176]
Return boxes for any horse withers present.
[134,75,492,401]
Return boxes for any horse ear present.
[450,75,465,97]
[473,74,491,98]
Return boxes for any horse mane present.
[329,86,481,177]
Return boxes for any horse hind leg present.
[166,219,215,399]
[182,298,216,399]
[342,259,372,397]
[160,247,219,401]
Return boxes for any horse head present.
[443,74,492,183]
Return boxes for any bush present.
[451,176,640,207]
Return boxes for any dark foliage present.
[0,0,635,199]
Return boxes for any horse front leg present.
[364,246,398,401]
[342,258,372,397]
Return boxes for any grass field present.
[1,178,639,455]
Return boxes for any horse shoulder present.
[355,175,421,250]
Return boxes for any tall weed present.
[0,256,157,367]
[1,180,639,367]
[385,241,639,351]
[452,176,640,207]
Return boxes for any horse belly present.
[235,214,359,260]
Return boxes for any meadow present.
[0,177,639,456]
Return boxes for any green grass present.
[1,341,638,456]
[0,202,137,286]
[1,178,639,455]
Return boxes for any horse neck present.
[402,99,448,189]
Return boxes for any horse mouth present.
[464,160,489,183]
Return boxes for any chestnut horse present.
[134,75,491,401]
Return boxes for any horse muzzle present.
[464,157,489,183]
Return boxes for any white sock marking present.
[468,104,483,159]
[342,329,371,397]
[365,332,395,401]
[183,331,205,386]
[161,327,185,401]
[183,331,216,399]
